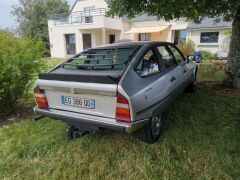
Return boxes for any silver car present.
[34,42,197,143]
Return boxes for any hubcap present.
[151,115,162,136]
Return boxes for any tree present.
[107,0,240,88]
[0,31,46,116]
[12,0,69,54]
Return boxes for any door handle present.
[171,76,176,82]
[183,69,187,73]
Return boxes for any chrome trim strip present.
[39,85,116,96]
[34,107,150,133]
[37,79,117,92]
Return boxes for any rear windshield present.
[62,45,141,70]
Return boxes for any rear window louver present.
[62,46,140,70]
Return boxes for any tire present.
[186,69,197,93]
[135,114,163,144]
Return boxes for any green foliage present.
[0,84,239,179]
[12,0,69,54]
[201,51,215,60]
[197,63,226,82]
[107,0,238,21]
[177,39,195,56]
[224,28,232,36]
[0,31,46,116]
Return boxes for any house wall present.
[126,21,172,42]
[48,20,82,58]
[48,20,101,58]
[127,20,187,42]
[80,28,103,48]
[156,26,171,41]
[105,29,121,43]
[48,0,230,58]
[186,28,230,54]
[49,17,124,58]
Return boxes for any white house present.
[48,0,231,58]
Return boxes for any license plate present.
[61,96,95,109]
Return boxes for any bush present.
[0,31,46,116]
[177,39,195,56]
[201,51,214,60]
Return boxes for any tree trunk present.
[227,7,240,88]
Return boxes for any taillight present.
[34,86,49,109]
[115,93,131,122]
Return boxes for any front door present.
[82,34,92,50]
[109,34,115,44]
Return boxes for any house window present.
[200,32,219,43]
[109,34,115,44]
[174,30,186,45]
[139,33,151,41]
[179,30,186,43]
[82,34,92,50]
[84,6,94,23]
[65,34,76,55]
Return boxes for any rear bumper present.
[34,107,150,133]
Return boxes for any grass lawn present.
[0,83,239,179]
[0,59,239,179]
[43,57,66,69]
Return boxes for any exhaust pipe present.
[34,115,45,121]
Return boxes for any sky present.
[0,0,76,29]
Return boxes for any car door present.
[134,47,170,110]
[168,45,192,87]
[155,45,183,99]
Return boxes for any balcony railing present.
[49,8,107,26]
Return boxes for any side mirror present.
[187,55,195,63]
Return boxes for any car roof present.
[93,41,175,49]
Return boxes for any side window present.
[135,49,160,77]
[156,46,176,69]
[169,45,185,63]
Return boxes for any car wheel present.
[135,114,163,144]
[186,70,197,93]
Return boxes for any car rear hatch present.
[37,79,118,118]
[35,45,140,119]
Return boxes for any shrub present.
[201,51,214,60]
[0,31,46,116]
[177,39,195,56]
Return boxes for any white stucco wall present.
[48,0,131,58]
[186,28,230,54]
[48,20,83,58]
[49,18,124,58]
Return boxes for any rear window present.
[63,46,141,70]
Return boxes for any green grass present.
[42,57,66,70]
[0,58,236,179]
[0,84,239,179]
